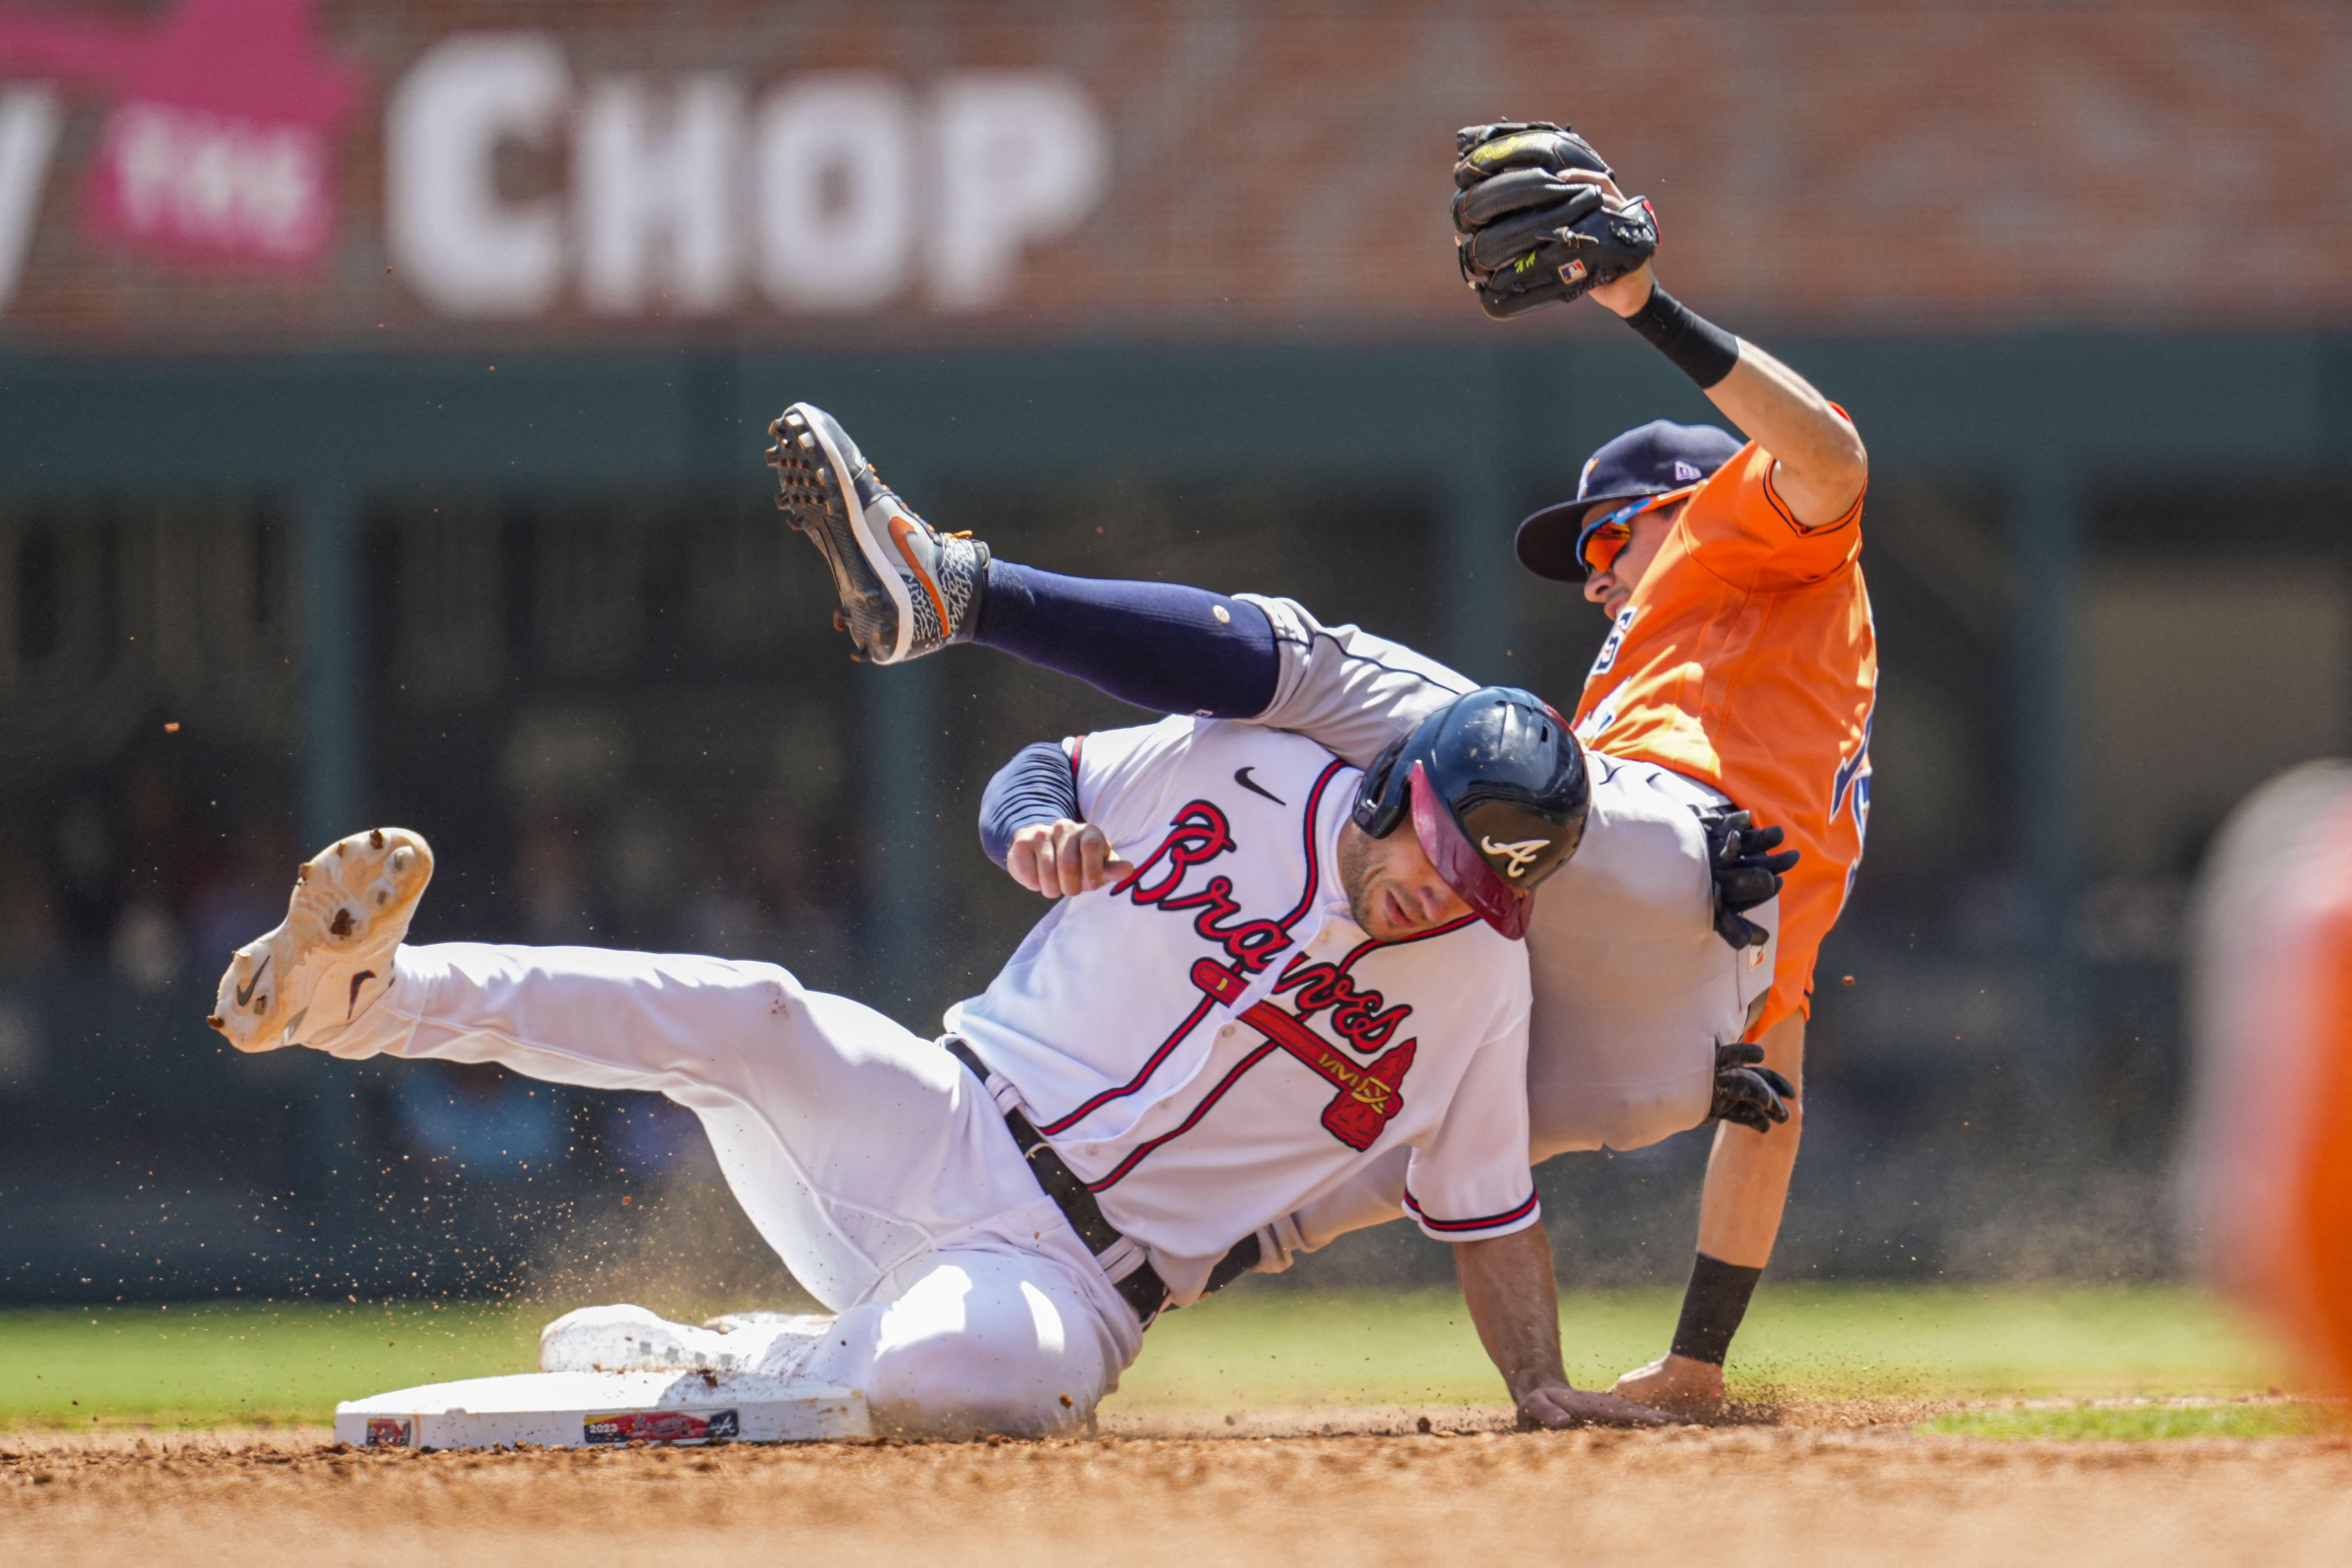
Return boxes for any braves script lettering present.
[1111,800,1234,902]
[1113,800,1293,975]
[1272,958,1412,1052]
[1115,793,1424,1153]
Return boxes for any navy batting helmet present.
[1351,687,1589,940]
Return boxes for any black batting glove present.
[1710,1042,1797,1134]
[1705,809,1799,951]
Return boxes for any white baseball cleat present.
[207,826,435,1054]
[539,1303,834,1376]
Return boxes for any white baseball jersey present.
[1240,593,1774,1156]
[946,717,1538,1302]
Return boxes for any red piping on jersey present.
[1323,913,1482,976]
[1036,993,1218,1136]
[1085,1041,1280,1191]
[1089,910,1490,1187]
[1404,1186,1539,1234]
[1277,758,1349,927]
[1034,756,1349,1138]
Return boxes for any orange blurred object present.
[2188,763,2352,1390]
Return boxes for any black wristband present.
[1668,1252,1763,1367]
[1624,284,1741,390]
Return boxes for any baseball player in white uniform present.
[764,402,1799,1281]
[207,691,1669,1437]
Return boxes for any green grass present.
[0,1284,2298,1432]
[0,1300,543,1430]
[1115,1282,2296,1408]
[1923,1404,2336,1440]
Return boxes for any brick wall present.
[0,0,2343,349]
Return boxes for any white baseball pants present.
[325,942,1140,1438]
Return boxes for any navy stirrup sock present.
[974,562,1279,719]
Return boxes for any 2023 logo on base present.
[583,1408,740,1445]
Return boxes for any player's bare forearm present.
[1608,1015,1806,1412]
[1454,1223,1670,1428]
[1455,1223,1563,1399]
[1702,346,1867,528]
[1694,1011,1805,1266]
[1587,256,1866,530]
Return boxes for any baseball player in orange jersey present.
[768,125,1871,1411]
[1479,134,1871,1403]
[1533,294,1873,1409]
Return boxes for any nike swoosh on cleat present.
[1234,767,1286,805]
[234,953,270,1008]
[889,515,950,631]
[347,969,377,1019]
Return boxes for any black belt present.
[944,1038,1259,1324]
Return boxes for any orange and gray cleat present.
[208,827,434,1054]
[766,401,989,665]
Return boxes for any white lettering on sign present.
[930,72,1108,312]
[0,86,60,310]
[382,37,1110,320]
[578,74,740,316]
[754,75,914,312]
[106,100,326,258]
[387,33,570,317]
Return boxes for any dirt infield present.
[9,1411,2352,1568]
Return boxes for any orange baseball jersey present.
[1569,438,1876,1036]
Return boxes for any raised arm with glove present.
[1451,121,1658,319]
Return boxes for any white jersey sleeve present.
[1069,714,1198,844]
[1402,992,1540,1242]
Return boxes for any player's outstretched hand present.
[1608,1353,1728,1417]
[1515,1381,1674,1430]
[1007,819,1133,899]
[1533,172,1660,320]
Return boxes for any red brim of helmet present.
[1409,761,1533,941]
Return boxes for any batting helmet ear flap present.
[1353,730,1415,839]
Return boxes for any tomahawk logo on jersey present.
[946,718,1538,1301]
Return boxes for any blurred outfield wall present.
[1,0,2349,1302]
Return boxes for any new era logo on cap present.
[1674,460,1703,483]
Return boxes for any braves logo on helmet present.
[1352,687,1589,940]
[1480,836,1550,879]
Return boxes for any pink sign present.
[0,0,360,268]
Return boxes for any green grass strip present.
[1922,1404,2336,1440]
[1114,1282,2293,1408]
[0,1283,2299,1431]
[0,1300,541,1429]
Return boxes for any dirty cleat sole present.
[209,827,435,1054]
[768,402,911,664]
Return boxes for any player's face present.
[1582,504,1682,619]
[1336,819,1472,940]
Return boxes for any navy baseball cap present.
[1515,420,1746,580]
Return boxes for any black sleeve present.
[978,740,1081,868]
